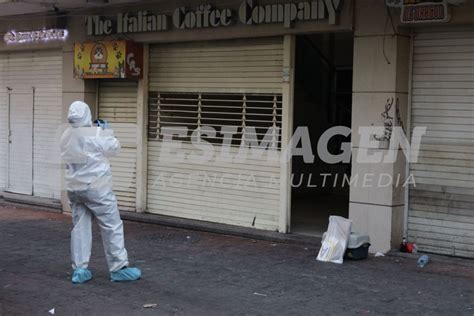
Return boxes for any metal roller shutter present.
[149,37,284,94]
[147,38,284,231]
[0,50,62,198]
[408,27,474,258]
[0,55,6,191]
[98,81,138,211]
[31,51,63,199]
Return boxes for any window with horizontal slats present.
[148,92,283,148]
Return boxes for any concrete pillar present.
[350,0,411,253]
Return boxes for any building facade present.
[0,0,472,257]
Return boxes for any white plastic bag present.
[317,216,352,264]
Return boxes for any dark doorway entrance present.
[291,33,353,236]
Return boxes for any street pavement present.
[0,205,473,315]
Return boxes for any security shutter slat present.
[149,38,283,94]
[7,92,33,195]
[0,56,6,191]
[147,38,283,231]
[409,27,474,258]
[98,81,138,212]
[31,51,63,199]
[0,50,62,199]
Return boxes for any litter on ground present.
[253,292,268,297]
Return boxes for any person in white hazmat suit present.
[60,101,141,283]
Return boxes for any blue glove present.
[94,119,109,129]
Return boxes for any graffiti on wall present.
[374,97,405,142]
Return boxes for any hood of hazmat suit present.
[60,101,120,191]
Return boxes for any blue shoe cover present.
[110,267,141,282]
[72,268,92,284]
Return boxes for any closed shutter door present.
[31,51,63,199]
[0,50,62,198]
[7,91,33,195]
[98,81,138,211]
[409,27,474,258]
[147,38,284,231]
[0,55,7,191]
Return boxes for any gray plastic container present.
[345,233,371,260]
[322,232,371,260]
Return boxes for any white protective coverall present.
[60,101,129,272]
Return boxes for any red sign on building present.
[401,0,449,24]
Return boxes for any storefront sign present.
[86,0,343,36]
[386,0,450,24]
[73,40,143,79]
[3,29,68,44]
[402,0,449,23]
